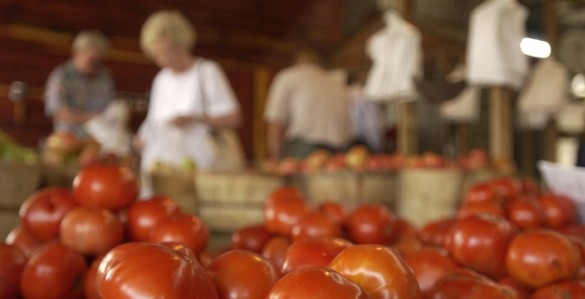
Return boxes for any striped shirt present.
[44,60,114,135]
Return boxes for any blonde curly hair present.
[140,10,196,55]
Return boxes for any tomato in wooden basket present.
[73,165,138,211]
[291,211,342,241]
[125,195,182,241]
[404,247,458,297]
[530,280,585,299]
[148,214,209,254]
[0,244,26,299]
[19,187,77,241]
[345,204,397,245]
[231,225,272,253]
[281,237,351,275]
[5,226,42,257]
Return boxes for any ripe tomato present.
[506,229,582,288]
[330,244,420,299]
[20,240,87,299]
[281,237,351,275]
[538,193,577,229]
[317,201,348,225]
[73,165,138,211]
[266,267,368,299]
[208,250,278,299]
[505,196,544,230]
[291,211,341,241]
[519,179,539,196]
[231,225,272,253]
[19,187,77,241]
[447,213,518,279]
[84,257,103,299]
[125,195,181,241]
[148,214,209,254]
[457,201,505,219]
[60,206,124,256]
[558,223,585,239]
[97,242,218,299]
[464,183,498,205]
[489,178,520,202]
[429,269,519,299]
[393,218,423,256]
[345,204,397,244]
[419,218,456,247]
[530,280,585,299]
[262,237,291,275]
[0,244,26,299]
[403,248,458,297]
[5,226,41,257]
[264,194,310,236]
[267,186,304,202]
[497,277,531,299]
[197,250,215,268]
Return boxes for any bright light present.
[520,37,551,59]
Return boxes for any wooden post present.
[398,101,418,155]
[489,87,513,160]
[454,123,471,157]
[253,68,271,160]
[543,119,558,162]
[542,0,558,163]
[520,129,536,178]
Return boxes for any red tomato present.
[73,165,138,211]
[20,240,87,299]
[506,229,582,288]
[262,237,291,275]
[84,257,103,299]
[538,193,577,229]
[148,214,209,254]
[506,196,545,230]
[266,267,368,299]
[0,244,26,299]
[497,277,531,299]
[318,201,348,225]
[264,194,310,236]
[489,178,521,202]
[197,250,215,268]
[558,223,585,239]
[60,206,124,256]
[208,250,278,299]
[429,269,519,299]
[19,188,77,241]
[457,201,505,219]
[447,213,518,279]
[330,244,421,299]
[267,186,304,202]
[291,211,341,241]
[345,204,397,244]
[519,179,539,196]
[464,183,498,205]
[393,218,423,256]
[5,226,41,257]
[97,242,218,299]
[419,218,456,247]
[231,225,272,253]
[403,248,458,297]
[125,195,182,241]
[281,237,351,275]
[530,280,585,299]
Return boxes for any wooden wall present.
[0,0,344,159]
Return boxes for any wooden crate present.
[150,172,198,214]
[198,205,264,233]
[41,164,80,188]
[0,162,41,209]
[397,169,464,227]
[462,169,500,195]
[0,209,20,240]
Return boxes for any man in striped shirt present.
[45,30,115,136]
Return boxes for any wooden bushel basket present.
[41,164,80,189]
[461,169,500,195]
[0,210,20,240]
[0,161,41,209]
[150,171,198,214]
[398,169,464,227]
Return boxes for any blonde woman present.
[135,10,241,197]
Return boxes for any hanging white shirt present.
[364,12,423,102]
[466,0,529,90]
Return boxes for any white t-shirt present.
[264,63,352,148]
[139,58,239,173]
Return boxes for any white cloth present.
[556,102,585,135]
[138,58,239,196]
[349,85,384,152]
[264,62,352,148]
[363,11,422,102]
[85,101,132,156]
[439,87,480,123]
[518,58,569,129]
[466,0,529,90]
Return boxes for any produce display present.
[2,165,585,298]
[0,131,38,165]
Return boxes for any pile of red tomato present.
[2,166,585,299]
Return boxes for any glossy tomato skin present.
[266,267,368,299]
[530,280,585,299]
[538,193,577,229]
[125,196,181,241]
[60,206,124,256]
[83,256,103,299]
[97,242,218,299]
[73,165,138,211]
[5,226,41,257]
[148,214,209,254]
[464,183,498,205]
[457,201,505,219]
[403,248,458,297]
[20,240,87,299]
[345,204,397,244]
[497,277,531,299]
[318,201,348,225]
[19,188,77,241]
[506,197,544,230]
[506,229,582,288]
[208,250,278,299]
[429,269,519,299]
[0,244,26,299]
[291,211,342,241]
[262,237,291,275]
[419,218,456,247]
[281,237,351,275]
[330,244,421,299]
[393,218,424,256]
[231,225,272,253]
[489,178,521,201]
[558,223,585,239]
[447,213,518,279]
[267,186,304,202]
[264,194,310,236]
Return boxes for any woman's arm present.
[169,110,241,128]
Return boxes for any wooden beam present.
[489,87,513,160]
[398,102,418,155]
[253,68,271,161]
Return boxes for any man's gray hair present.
[72,30,110,53]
